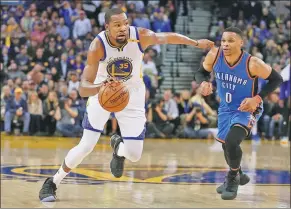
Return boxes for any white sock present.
[117,142,125,157]
[53,167,68,188]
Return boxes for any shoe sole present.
[40,196,56,202]
[221,193,237,200]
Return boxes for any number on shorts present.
[226,92,232,103]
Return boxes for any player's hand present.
[103,77,121,86]
[199,81,213,96]
[196,39,214,49]
[238,97,260,112]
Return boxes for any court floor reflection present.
[1,135,290,208]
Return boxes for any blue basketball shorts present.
[216,109,263,143]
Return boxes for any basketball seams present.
[105,93,129,110]
[102,85,127,106]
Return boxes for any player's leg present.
[109,85,146,178]
[39,97,110,202]
[221,110,262,200]
[110,113,146,178]
[216,112,250,195]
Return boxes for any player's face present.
[221,32,243,56]
[107,13,129,44]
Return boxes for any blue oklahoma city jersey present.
[213,48,257,111]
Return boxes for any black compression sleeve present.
[194,65,211,84]
[258,69,283,99]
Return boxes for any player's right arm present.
[78,38,104,98]
[194,47,219,96]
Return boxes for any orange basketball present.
[98,82,129,112]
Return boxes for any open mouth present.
[117,35,126,39]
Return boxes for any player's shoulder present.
[204,47,220,65]
[248,56,267,69]
[137,27,154,37]
[207,47,220,57]
[88,37,103,51]
[87,36,105,60]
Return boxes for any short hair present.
[224,27,243,38]
[105,8,125,24]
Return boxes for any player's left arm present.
[138,28,214,50]
[238,57,283,112]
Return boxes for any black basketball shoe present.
[39,177,57,202]
[110,134,125,178]
[221,172,240,200]
[216,172,250,194]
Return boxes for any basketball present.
[98,81,129,112]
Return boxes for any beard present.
[116,38,127,44]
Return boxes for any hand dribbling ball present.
[98,81,129,112]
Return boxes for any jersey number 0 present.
[226,92,232,103]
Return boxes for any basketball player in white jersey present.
[39,8,214,202]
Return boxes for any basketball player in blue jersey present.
[195,27,283,200]
[38,8,214,202]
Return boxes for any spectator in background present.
[7,62,26,80]
[27,39,38,59]
[37,83,49,101]
[55,97,82,137]
[73,10,92,40]
[44,37,63,63]
[28,91,43,135]
[43,91,59,136]
[20,10,33,32]
[142,51,158,96]
[2,46,10,70]
[75,39,86,57]
[127,1,144,12]
[57,17,70,40]
[146,97,174,138]
[68,72,80,93]
[59,1,74,27]
[163,89,180,132]
[58,84,69,99]
[72,54,85,75]
[16,45,30,74]
[152,10,172,32]
[30,22,47,45]
[263,91,285,139]
[21,80,30,100]
[183,104,213,139]
[1,85,12,121]
[133,12,151,29]
[190,86,217,128]
[56,53,71,80]
[69,89,85,113]
[5,88,30,135]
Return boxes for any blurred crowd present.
[0,0,175,137]
[1,0,289,140]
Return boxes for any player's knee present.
[127,150,142,162]
[222,143,226,151]
[124,141,143,162]
[78,130,100,155]
[225,125,247,150]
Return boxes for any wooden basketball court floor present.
[1,134,290,208]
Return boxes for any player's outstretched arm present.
[138,28,214,50]
[238,57,283,112]
[78,38,104,97]
[194,47,219,96]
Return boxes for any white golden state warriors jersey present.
[94,26,144,87]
